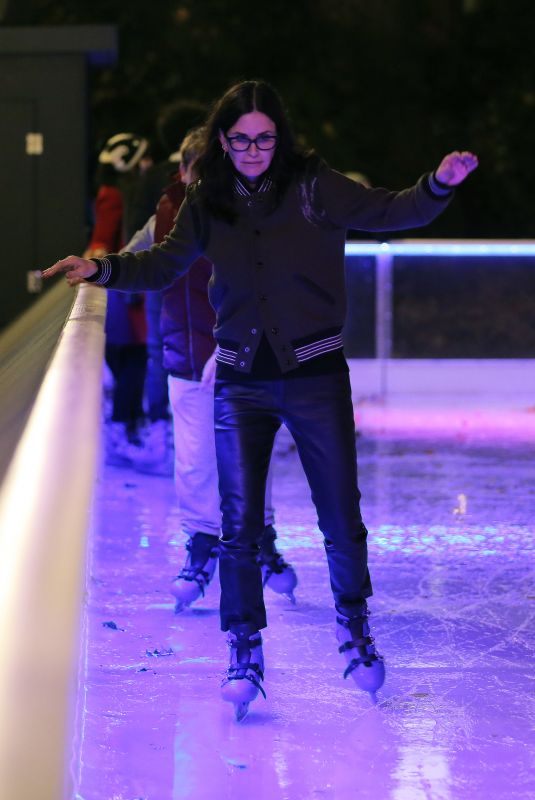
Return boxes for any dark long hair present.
[194,80,311,222]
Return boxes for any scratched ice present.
[74,430,535,800]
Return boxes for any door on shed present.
[0,98,38,328]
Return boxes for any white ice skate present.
[105,421,144,467]
[221,624,266,722]
[171,532,219,613]
[336,605,385,698]
[259,525,298,603]
[131,419,174,476]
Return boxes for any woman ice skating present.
[43,80,478,721]
[122,125,298,613]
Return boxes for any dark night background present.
[7,0,535,237]
[3,0,535,355]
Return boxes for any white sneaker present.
[131,420,174,476]
[105,422,144,467]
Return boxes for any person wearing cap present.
[125,102,209,476]
[84,132,152,464]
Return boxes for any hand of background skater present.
[41,256,98,287]
[435,151,478,186]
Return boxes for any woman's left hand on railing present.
[41,256,99,287]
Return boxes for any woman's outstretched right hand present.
[41,256,99,287]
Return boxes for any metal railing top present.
[0,283,106,800]
[345,239,535,256]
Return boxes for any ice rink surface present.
[74,423,535,800]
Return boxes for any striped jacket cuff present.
[427,171,454,197]
[86,256,119,286]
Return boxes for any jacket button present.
[251,328,257,334]
[254,229,261,236]
[257,261,264,267]
[244,346,250,353]
[239,361,245,367]
[271,327,278,334]
[260,295,267,301]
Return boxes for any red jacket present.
[156,181,215,380]
[88,184,146,345]
[88,184,124,254]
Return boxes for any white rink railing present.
[0,283,106,800]
[0,279,75,483]
[344,239,535,395]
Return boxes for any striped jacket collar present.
[233,174,274,197]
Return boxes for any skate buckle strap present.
[338,636,373,654]
[224,663,267,699]
[175,567,212,597]
[259,553,289,579]
[342,652,384,679]
[336,610,369,627]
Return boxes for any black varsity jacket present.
[88,162,453,374]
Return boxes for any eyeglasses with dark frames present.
[225,133,278,152]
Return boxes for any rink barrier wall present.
[0,283,106,800]
[0,280,75,484]
[348,358,535,401]
[348,358,535,440]
[345,239,535,396]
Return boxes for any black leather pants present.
[214,371,372,632]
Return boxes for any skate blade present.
[234,701,250,722]
[284,591,296,605]
[174,600,190,614]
